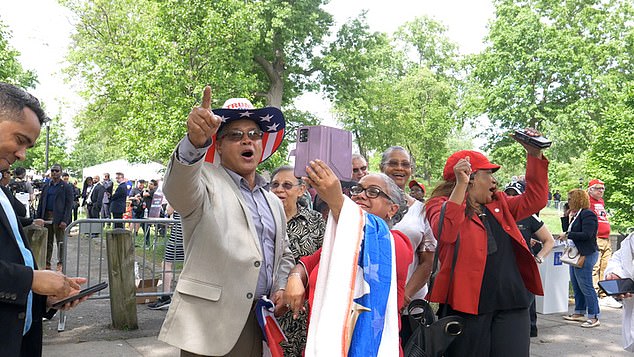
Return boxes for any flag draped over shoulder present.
[305,196,399,356]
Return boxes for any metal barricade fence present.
[58,218,179,331]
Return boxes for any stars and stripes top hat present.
[204,98,286,165]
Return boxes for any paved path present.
[43,303,631,356]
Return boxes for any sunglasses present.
[50,169,61,172]
[271,182,301,190]
[350,185,393,202]
[352,166,368,174]
[220,129,264,142]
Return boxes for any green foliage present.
[0,19,37,87]
[465,0,634,163]
[63,0,331,166]
[320,14,461,181]
[587,91,634,229]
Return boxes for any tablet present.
[598,278,634,296]
[51,282,108,309]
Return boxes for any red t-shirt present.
[589,196,611,238]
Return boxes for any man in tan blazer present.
[159,86,294,356]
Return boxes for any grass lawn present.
[538,205,564,235]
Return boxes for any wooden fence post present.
[106,228,138,330]
[25,225,48,269]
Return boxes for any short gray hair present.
[371,173,408,227]
[379,146,412,172]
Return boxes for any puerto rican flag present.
[255,296,287,357]
[204,108,285,165]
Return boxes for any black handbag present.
[404,202,465,357]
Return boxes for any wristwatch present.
[535,256,543,264]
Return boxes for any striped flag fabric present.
[305,197,399,356]
[255,296,287,357]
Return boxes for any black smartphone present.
[51,282,108,309]
[598,278,634,296]
[513,129,552,149]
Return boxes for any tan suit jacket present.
[158,152,294,355]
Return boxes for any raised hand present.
[187,86,222,148]
[453,156,472,187]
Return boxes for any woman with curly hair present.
[560,188,600,328]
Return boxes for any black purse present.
[404,202,465,357]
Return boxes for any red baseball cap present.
[443,150,501,181]
[408,179,426,194]
[588,179,604,188]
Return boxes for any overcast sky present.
[0,0,494,136]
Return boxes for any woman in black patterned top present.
[271,166,325,356]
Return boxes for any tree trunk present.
[254,48,285,108]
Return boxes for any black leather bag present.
[403,300,464,357]
[404,202,465,357]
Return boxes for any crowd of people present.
[1,81,630,357]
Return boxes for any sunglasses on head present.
[220,129,264,142]
[350,185,393,202]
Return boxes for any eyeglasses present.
[350,185,393,202]
[386,160,411,169]
[591,187,605,191]
[220,129,264,142]
[352,166,368,174]
[50,169,61,172]
[270,182,301,190]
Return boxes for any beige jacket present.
[158,152,294,355]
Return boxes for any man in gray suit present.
[160,86,294,356]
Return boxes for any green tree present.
[464,0,633,165]
[0,19,37,87]
[63,0,331,165]
[587,89,634,230]
[320,14,460,181]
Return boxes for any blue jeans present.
[570,250,600,319]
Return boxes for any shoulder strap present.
[428,201,460,305]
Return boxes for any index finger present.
[201,86,212,110]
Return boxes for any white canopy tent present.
[82,159,166,181]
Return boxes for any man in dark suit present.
[35,164,73,271]
[89,176,105,219]
[0,82,87,357]
[110,172,128,229]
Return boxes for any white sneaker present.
[600,296,623,308]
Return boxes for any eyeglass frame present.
[350,185,394,203]
[270,181,302,190]
[385,160,412,169]
[219,128,264,142]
